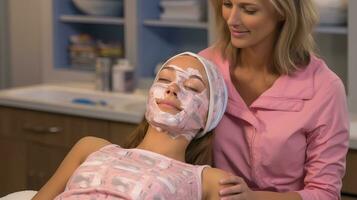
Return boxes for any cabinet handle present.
[23,124,63,134]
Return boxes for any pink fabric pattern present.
[55,144,208,200]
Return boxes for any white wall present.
[8,0,43,87]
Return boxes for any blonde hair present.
[123,119,214,165]
[211,0,319,75]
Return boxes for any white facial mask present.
[145,64,209,141]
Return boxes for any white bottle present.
[112,58,135,93]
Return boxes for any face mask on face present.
[145,64,209,141]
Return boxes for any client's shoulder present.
[73,136,112,162]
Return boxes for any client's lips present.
[156,99,182,111]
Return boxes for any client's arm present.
[32,136,111,200]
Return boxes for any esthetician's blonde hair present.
[123,119,214,165]
[211,0,319,75]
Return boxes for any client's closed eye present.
[157,77,171,83]
[157,68,175,83]
[185,86,200,92]
[184,79,205,93]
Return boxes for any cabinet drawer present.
[342,149,357,194]
[19,109,71,147]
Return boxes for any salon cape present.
[200,48,349,200]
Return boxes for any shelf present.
[143,19,208,29]
[60,15,125,25]
[315,25,347,35]
[59,65,95,71]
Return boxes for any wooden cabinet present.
[67,116,110,148]
[0,138,27,196]
[109,121,137,146]
[19,109,71,148]
[0,107,22,139]
[27,142,68,190]
[0,106,137,194]
[342,149,357,195]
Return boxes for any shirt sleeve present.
[296,79,349,200]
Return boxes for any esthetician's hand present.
[219,175,256,200]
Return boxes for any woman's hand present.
[219,175,256,200]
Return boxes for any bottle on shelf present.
[112,58,135,93]
[95,57,112,91]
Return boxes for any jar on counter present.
[95,57,112,91]
[112,59,135,93]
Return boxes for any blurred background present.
[0,0,352,89]
[0,0,356,199]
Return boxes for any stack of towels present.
[159,0,206,22]
[314,0,348,25]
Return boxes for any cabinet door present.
[67,116,110,147]
[0,106,23,139]
[0,138,27,196]
[27,142,68,191]
[19,109,71,148]
[342,149,357,195]
[109,122,137,146]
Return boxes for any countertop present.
[0,82,356,149]
[0,82,148,124]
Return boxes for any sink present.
[0,84,147,123]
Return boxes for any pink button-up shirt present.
[199,48,349,200]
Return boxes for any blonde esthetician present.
[199,0,349,200]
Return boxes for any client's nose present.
[165,84,180,97]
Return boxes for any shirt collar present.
[229,56,322,114]
[250,57,322,111]
[211,51,320,114]
[258,67,315,100]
